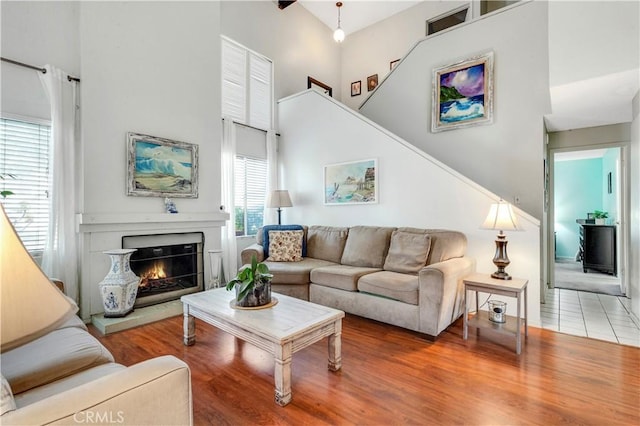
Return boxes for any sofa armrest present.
[241,243,265,264]
[2,355,192,426]
[418,256,476,337]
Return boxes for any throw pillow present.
[267,230,304,262]
[262,225,306,257]
[383,231,431,274]
[1,375,16,415]
[340,226,395,268]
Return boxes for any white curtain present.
[221,117,238,283]
[263,129,278,225]
[39,65,80,304]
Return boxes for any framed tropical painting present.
[324,159,378,205]
[127,132,199,198]
[431,51,494,132]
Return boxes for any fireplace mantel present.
[77,212,229,233]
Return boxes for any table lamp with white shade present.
[481,200,521,280]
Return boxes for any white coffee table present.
[181,288,345,406]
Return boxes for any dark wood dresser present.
[578,223,617,276]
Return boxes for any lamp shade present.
[481,201,521,231]
[1,204,76,352]
[266,190,293,208]
[333,27,345,43]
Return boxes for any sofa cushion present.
[306,226,349,263]
[383,230,431,274]
[341,226,395,268]
[263,258,337,284]
[261,225,307,257]
[267,230,303,262]
[13,363,125,408]
[397,228,467,265]
[358,271,420,305]
[1,326,114,395]
[1,374,16,415]
[311,265,381,292]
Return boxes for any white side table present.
[463,272,528,354]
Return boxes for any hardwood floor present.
[89,313,640,425]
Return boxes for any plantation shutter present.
[0,117,51,253]
[221,37,272,131]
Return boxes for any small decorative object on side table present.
[463,272,528,354]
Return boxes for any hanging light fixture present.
[333,2,345,43]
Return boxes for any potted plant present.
[225,255,273,307]
[593,210,608,225]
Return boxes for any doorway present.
[552,147,624,296]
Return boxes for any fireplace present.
[122,232,204,308]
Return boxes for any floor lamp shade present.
[1,205,77,352]
[267,190,293,225]
[481,201,521,280]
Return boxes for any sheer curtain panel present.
[221,117,238,283]
[263,129,278,225]
[38,65,80,303]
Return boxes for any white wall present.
[220,1,341,107]
[630,90,640,321]
[359,1,550,219]
[548,0,640,86]
[278,90,541,326]
[340,0,468,111]
[80,1,222,216]
[1,1,80,119]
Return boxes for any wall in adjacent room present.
[359,1,550,219]
[630,90,639,321]
[602,148,620,222]
[553,158,602,260]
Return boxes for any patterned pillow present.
[267,230,303,262]
[1,375,16,415]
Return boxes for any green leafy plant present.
[225,254,273,302]
[1,173,16,198]
[593,210,608,219]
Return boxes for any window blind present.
[0,118,51,253]
[234,156,267,237]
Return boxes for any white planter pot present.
[99,249,140,317]
[595,218,605,225]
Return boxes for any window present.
[0,117,51,253]
[426,6,468,35]
[234,156,267,237]
[221,37,273,131]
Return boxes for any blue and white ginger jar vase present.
[99,249,140,317]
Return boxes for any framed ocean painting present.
[127,132,199,198]
[431,51,494,132]
[324,159,378,205]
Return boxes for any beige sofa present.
[242,225,476,339]
[1,311,192,425]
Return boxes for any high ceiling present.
[298,0,420,36]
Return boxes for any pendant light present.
[333,2,345,43]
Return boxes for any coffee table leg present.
[274,342,292,406]
[183,304,195,346]
[328,319,342,371]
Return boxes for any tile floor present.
[541,288,640,347]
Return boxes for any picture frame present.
[127,132,199,198]
[307,76,332,97]
[607,172,612,194]
[390,59,400,70]
[367,74,378,92]
[351,80,362,97]
[324,159,378,205]
[431,51,494,132]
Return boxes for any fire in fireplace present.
[122,232,204,308]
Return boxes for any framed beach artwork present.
[431,51,494,132]
[324,159,378,205]
[127,132,199,198]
